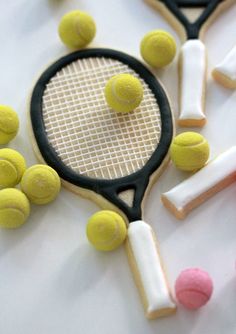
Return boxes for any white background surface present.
[0,0,236,333]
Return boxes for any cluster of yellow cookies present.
[0,105,61,229]
[58,10,178,251]
[59,10,177,115]
[59,11,176,69]
[57,10,179,251]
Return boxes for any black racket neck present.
[101,178,148,222]
[160,0,225,39]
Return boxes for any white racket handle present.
[127,220,176,319]
[179,40,207,127]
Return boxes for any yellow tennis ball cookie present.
[140,30,177,68]
[0,148,26,188]
[105,74,143,113]
[0,188,30,229]
[170,132,210,172]
[86,210,127,251]
[21,164,61,205]
[58,10,96,49]
[0,105,19,144]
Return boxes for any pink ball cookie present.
[175,268,213,310]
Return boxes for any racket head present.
[30,48,173,222]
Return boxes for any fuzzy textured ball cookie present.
[175,268,213,310]
[0,148,26,188]
[0,188,30,229]
[86,210,127,251]
[170,132,209,172]
[140,30,176,68]
[0,105,19,144]
[105,74,143,113]
[58,10,96,49]
[21,165,61,205]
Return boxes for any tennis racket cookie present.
[145,0,234,127]
[29,49,176,319]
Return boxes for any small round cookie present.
[86,210,127,251]
[21,165,61,205]
[0,105,19,144]
[0,188,30,229]
[105,74,143,113]
[175,268,213,310]
[0,148,26,187]
[170,132,210,172]
[58,10,96,49]
[140,30,176,68]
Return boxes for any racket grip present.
[126,220,176,319]
[178,39,207,127]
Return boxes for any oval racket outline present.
[30,48,173,221]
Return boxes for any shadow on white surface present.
[54,245,126,300]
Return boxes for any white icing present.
[214,45,236,81]
[163,146,236,212]
[128,220,175,313]
[179,40,206,121]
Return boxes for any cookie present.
[29,49,176,319]
[145,0,235,127]
[162,146,236,219]
[212,44,236,89]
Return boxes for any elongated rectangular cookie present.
[212,44,236,89]
[162,147,236,219]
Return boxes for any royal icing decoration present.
[128,220,175,313]
[162,146,236,218]
[214,45,236,82]
[179,39,206,122]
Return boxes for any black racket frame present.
[158,0,225,39]
[30,49,173,222]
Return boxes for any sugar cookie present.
[170,132,210,172]
[0,148,26,188]
[162,146,236,219]
[29,48,176,319]
[126,221,176,318]
[145,0,235,127]
[140,30,176,68]
[0,105,19,144]
[212,44,236,89]
[58,10,96,49]
[21,165,61,205]
[0,188,30,229]
[86,210,127,251]
[105,74,143,113]
[175,268,213,310]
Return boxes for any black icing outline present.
[30,49,173,222]
[158,0,225,38]
[171,0,224,6]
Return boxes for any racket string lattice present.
[31,49,175,318]
[43,57,162,180]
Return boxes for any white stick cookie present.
[179,40,207,127]
[126,221,176,319]
[212,45,236,89]
[162,147,236,219]
[144,0,235,127]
